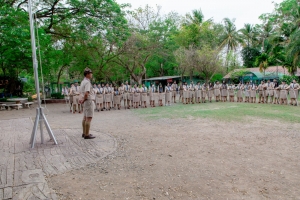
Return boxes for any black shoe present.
[82,134,93,138]
[84,135,95,139]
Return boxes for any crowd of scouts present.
[62,79,300,113]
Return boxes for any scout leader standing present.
[213,81,221,102]
[79,68,95,139]
[265,80,274,103]
[71,81,82,113]
[275,80,289,105]
[288,79,299,106]
[171,81,178,103]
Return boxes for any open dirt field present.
[1,103,300,199]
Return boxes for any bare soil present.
[1,104,300,199]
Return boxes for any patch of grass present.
[133,102,300,123]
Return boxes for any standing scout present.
[132,84,140,109]
[288,80,299,106]
[195,82,201,103]
[235,82,244,102]
[213,81,221,102]
[273,80,280,104]
[165,83,172,106]
[183,82,189,104]
[221,81,228,102]
[104,83,112,111]
[123,81,131,109]
[189,81,195,104]
[201,83,207,103]
[79,68,95,139]
[141,83,148,108]
[250,83,257,103]
[257,81,265,103]
[207,82,214,103]
[244,82,250,103]
[171,81,178,103]
[71,81,81,113]
[149,83,156,107]
[265,80,274,103]
[113,86,121,110]
[179,82,184,103]
[95,84,104,111]
[276,80,289,105]
[158,83,165,106]
[228,83,235,102]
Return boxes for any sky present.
[116,0,283,29]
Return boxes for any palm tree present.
[239,23,258,47]
[256,53,270,78]
[219,18,242,72]
[286,29,300,74]
[184,9,205,26]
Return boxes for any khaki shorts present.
[83,100,95,118]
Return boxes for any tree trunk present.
[56,65,67,92]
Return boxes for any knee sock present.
[82,120,86,135]
[85,121,91,137]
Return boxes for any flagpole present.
[28,0,57,148]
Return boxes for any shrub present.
[51,93,64,99]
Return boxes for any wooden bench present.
[5,104,23,110]
[24,102,34,108]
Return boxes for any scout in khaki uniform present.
[149,84,156,107]
[71,82,81,113]
[235,82,244,102]
[79,68,95,139]
[257,81,265,103]
[189,81,195,104]
[109,84,114,108]
[273,80,280,104]
[141,84,148,108]
[265,80,274,103]
[158,83,165,106]
[288,80,299,106]
[123,81,131,109]
[244,82,250,103]
[132,84,140,108]
[179,82,184,103]
[95,84,104,111]
[207,82,214,103]
[221,81,228,102]
[201,83,207,103]
[165,83,172,106]
[171,81,178,103]
[228,83,235,102]
[104,83,112,111]
[113,86,121,110]
[118,83,124,109]
[213,81,221,102]
[275,81,289,105]
[183,83,189,104]
[195,82,201,103]
[250,83,257,103]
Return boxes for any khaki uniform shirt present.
[80,78,95,100]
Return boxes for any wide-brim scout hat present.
[84,67,93,74]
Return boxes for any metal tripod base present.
[29,107,58,148]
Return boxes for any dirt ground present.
[1,103,300,199]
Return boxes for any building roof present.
[143,76,181,81]
[224,66,300,79]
